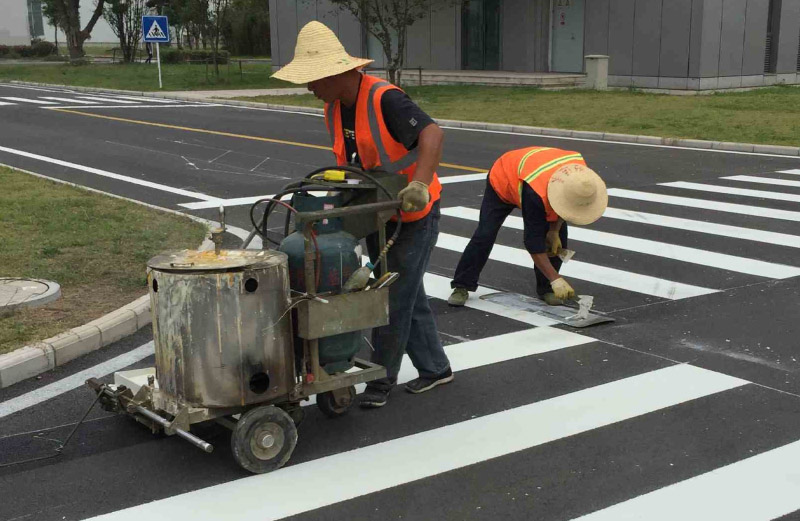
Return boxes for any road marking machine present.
[86,167,406,473]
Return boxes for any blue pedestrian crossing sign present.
[142,16,170,43]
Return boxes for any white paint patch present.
[179,194,278,210]
[87,364,747,521]
[0,96,57,104]
[39,97,100,105]
[0,145,217,201]
[723,174,800,188]
[608,188,800,222]
[442,207,800,279]
[572,439,800,521]
[602,207,800,249]
[0,342,154,420]
[435,232,718,299]
[438,172,488,184]
[74,96,138,104]
[423,272,559,326]
[662,181,800,203]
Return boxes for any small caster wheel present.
[231,406,297,474]
[317,386,356,418]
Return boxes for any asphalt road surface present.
[1,83,800,521]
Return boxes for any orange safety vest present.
[488,147,586,222]
[324,74,442,222]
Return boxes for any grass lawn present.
[0,61,293,91]
[237,85,800,147]
[0,167,207,354]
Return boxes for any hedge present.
[160,49,230,65]
[0,41,57,59]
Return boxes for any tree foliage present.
[328,0,452,84]
[221,0,269,57]
[41,0,107,61]
[103,0,148,63]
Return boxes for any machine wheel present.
[231,406,298,474]
[317,386,356,418]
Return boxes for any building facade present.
[270,0,800,90]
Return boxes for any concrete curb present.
[4,79,799,156]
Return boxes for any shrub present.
[0,42,56,58]
[160,48,230,65]
[31,40,57,57]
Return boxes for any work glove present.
[398,180,430,212]
[551,277,575,301]
[545,230,562,257]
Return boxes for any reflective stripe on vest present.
[518,152,584,202]
[366,81,420,173]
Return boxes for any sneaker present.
[542,292,564,306]
[447,288,469,306]
[359,386,389,408]
[405,368,454,394]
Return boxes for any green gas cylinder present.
[279,192,362,373]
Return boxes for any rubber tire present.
[317,386,356,418]
[231,406,298,474]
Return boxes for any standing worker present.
[145,42,153,64]
[272,22,453,409]
[447,147,607,307]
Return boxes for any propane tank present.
[278,192,362,373]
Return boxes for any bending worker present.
[273,22,453,409]
[448,147,607,307]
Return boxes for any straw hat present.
[547,164,608,225]
[271,21,373,84]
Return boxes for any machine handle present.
[295,200,402,224]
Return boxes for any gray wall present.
[776,0,800,73]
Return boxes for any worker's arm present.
[531,253,560,281]
[412,123,443,185]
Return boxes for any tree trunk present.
[64,26,84,61]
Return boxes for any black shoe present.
[405,368,454,394]
[359,386,389,408]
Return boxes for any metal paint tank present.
[147,249,293,408]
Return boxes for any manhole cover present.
[0,278,61,315]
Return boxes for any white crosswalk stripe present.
[97,95,176,103]
[86,365,747,521]
[602,207,800,249]
[436,232,718,299]
[442,206,800,279]
[608,188,800,221]
[0,101,15,106]
[74,96,139,104]
[777,169,800,175]
[662,181,800,203]
[0,96,58,104]
[723,174,800,188]
[39,96,101,105]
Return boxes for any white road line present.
[88,364,747,521]
[442,207,800,279]
[572,439,800,521]
[438,172,488,184]
[97,95,177,103]
[608,188,800,222]
[662,181,800,203]
[0,96,58,104]
[436,233,717,299]
[48,104,221,109]
[778,169,800,176]
[423,272,559,326]
[723,174,800,188]
[0,101,15,106]
[0,84,73,93]
[0,342,154,419]
[602,207,800,249]
[0,145,217,201]
[74,96,139,104]
[39,96,100,104]
[180,194,277,210]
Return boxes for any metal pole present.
[134,406,213,453]
[156,42,163,89]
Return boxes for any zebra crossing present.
[434,168,800,312]
[0,91,195,108]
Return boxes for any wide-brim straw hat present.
[547,164,608,225]
[271,21,373,84]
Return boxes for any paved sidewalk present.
[172,87,307,99]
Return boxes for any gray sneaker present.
[448,287,469,306]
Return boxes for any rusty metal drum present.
[147,249,293,408]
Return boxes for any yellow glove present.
[551,278,575,300]
[545,230,562,257]
[397,180,430,212]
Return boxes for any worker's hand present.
[551,278,575,301]
[398,180,430,212]
[545,230,562,257]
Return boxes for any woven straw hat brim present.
[272,56,373,84]
[547,165,608,226]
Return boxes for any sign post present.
[142,15,170,89]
